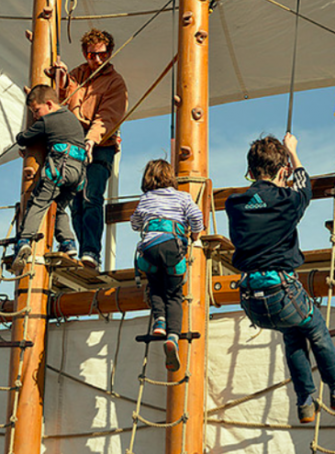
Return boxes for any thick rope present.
[100,54,177,146]
[134,412,186,429]
[207,417,335,431]
[286,0,300,134]
[141,375,188,387]
[110,287,125,394]
[0,7,177,22]
[47,364,165,412]
[311,443,335,454]
[43,422,153,440]
[126,313,153,453]
[203,251,211,452]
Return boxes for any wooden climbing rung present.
[0,233,44,247]
[201,234,234,252]
[0,341,34,348]
[135,332,201,343]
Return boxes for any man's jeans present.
[71,145,115,260]
[241,280,335,400]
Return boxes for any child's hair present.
[141,159,178,193]
[81,28,115,53]
[26,84,59,106]
[247,135,289,180]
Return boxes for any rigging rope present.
[286,0,300,134]
[311,195,335,454]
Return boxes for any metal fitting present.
[192,107,204,120]
[195,30,208,44]
[179,146,192,161]
[182,11,193,26]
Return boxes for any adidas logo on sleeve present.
[245,193,267,210]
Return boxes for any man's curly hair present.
[81,28,115,53]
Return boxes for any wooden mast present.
[5,1,61,453]
[166,0,209,453]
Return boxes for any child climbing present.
[226,132,335,423]
[131,159,204,372]
[12,84,87,271]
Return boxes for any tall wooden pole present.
[166,1,209,453]
[5,1,61,453]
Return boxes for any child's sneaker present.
[164,335,180,372]
[298,399,318,423]
[58,239,77,257]
[152,319,166,336]
[81,252,99,269]
[12,239,32,272]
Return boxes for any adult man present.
[226,133,335,424]
[46,28,128,268]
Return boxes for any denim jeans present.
[241,280,335,399]
[71,145,115,259]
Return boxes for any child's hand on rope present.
[283,132,302,170]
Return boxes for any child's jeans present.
[241,280,335,399]
[143,239,186,336]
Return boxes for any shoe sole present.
[299,401,319,424]
[12,245,32,272]
[81,256,98,269]
[66,250,77,257]
[300,414,316,424]
[164,340,180,372]
[152,328,167,337]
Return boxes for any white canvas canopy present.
[1,311,334,453]
[1,0,335,162]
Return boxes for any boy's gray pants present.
[20,159,85,244]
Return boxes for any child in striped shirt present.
[131,159,204,372]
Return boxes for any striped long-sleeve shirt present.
[130,187,204,247]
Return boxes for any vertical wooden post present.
[166,0,209,453]
[5,1,61,453]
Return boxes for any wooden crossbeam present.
[105,175,335,224]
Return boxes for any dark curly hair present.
[247,136,289,180]
[81,28,115,53]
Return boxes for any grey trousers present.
[20,159,85,244]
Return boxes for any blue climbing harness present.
[134,218,188,287]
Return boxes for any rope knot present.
[9,415,17,424]
[14,380,22,389]
[181,412,189,423]
[132,411,139,423]
[138,374,145,383]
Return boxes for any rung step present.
[136,332,201,343]
[0,233,44,247]
[0,341,34,349]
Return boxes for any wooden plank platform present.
[45,253,137,293]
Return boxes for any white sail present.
[1,0,335,161]
[1,311,334,453]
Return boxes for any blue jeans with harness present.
[20,143,86,244]
[135,219,188,336]
[240,270,335,401]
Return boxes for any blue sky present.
[0,86,334,298]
